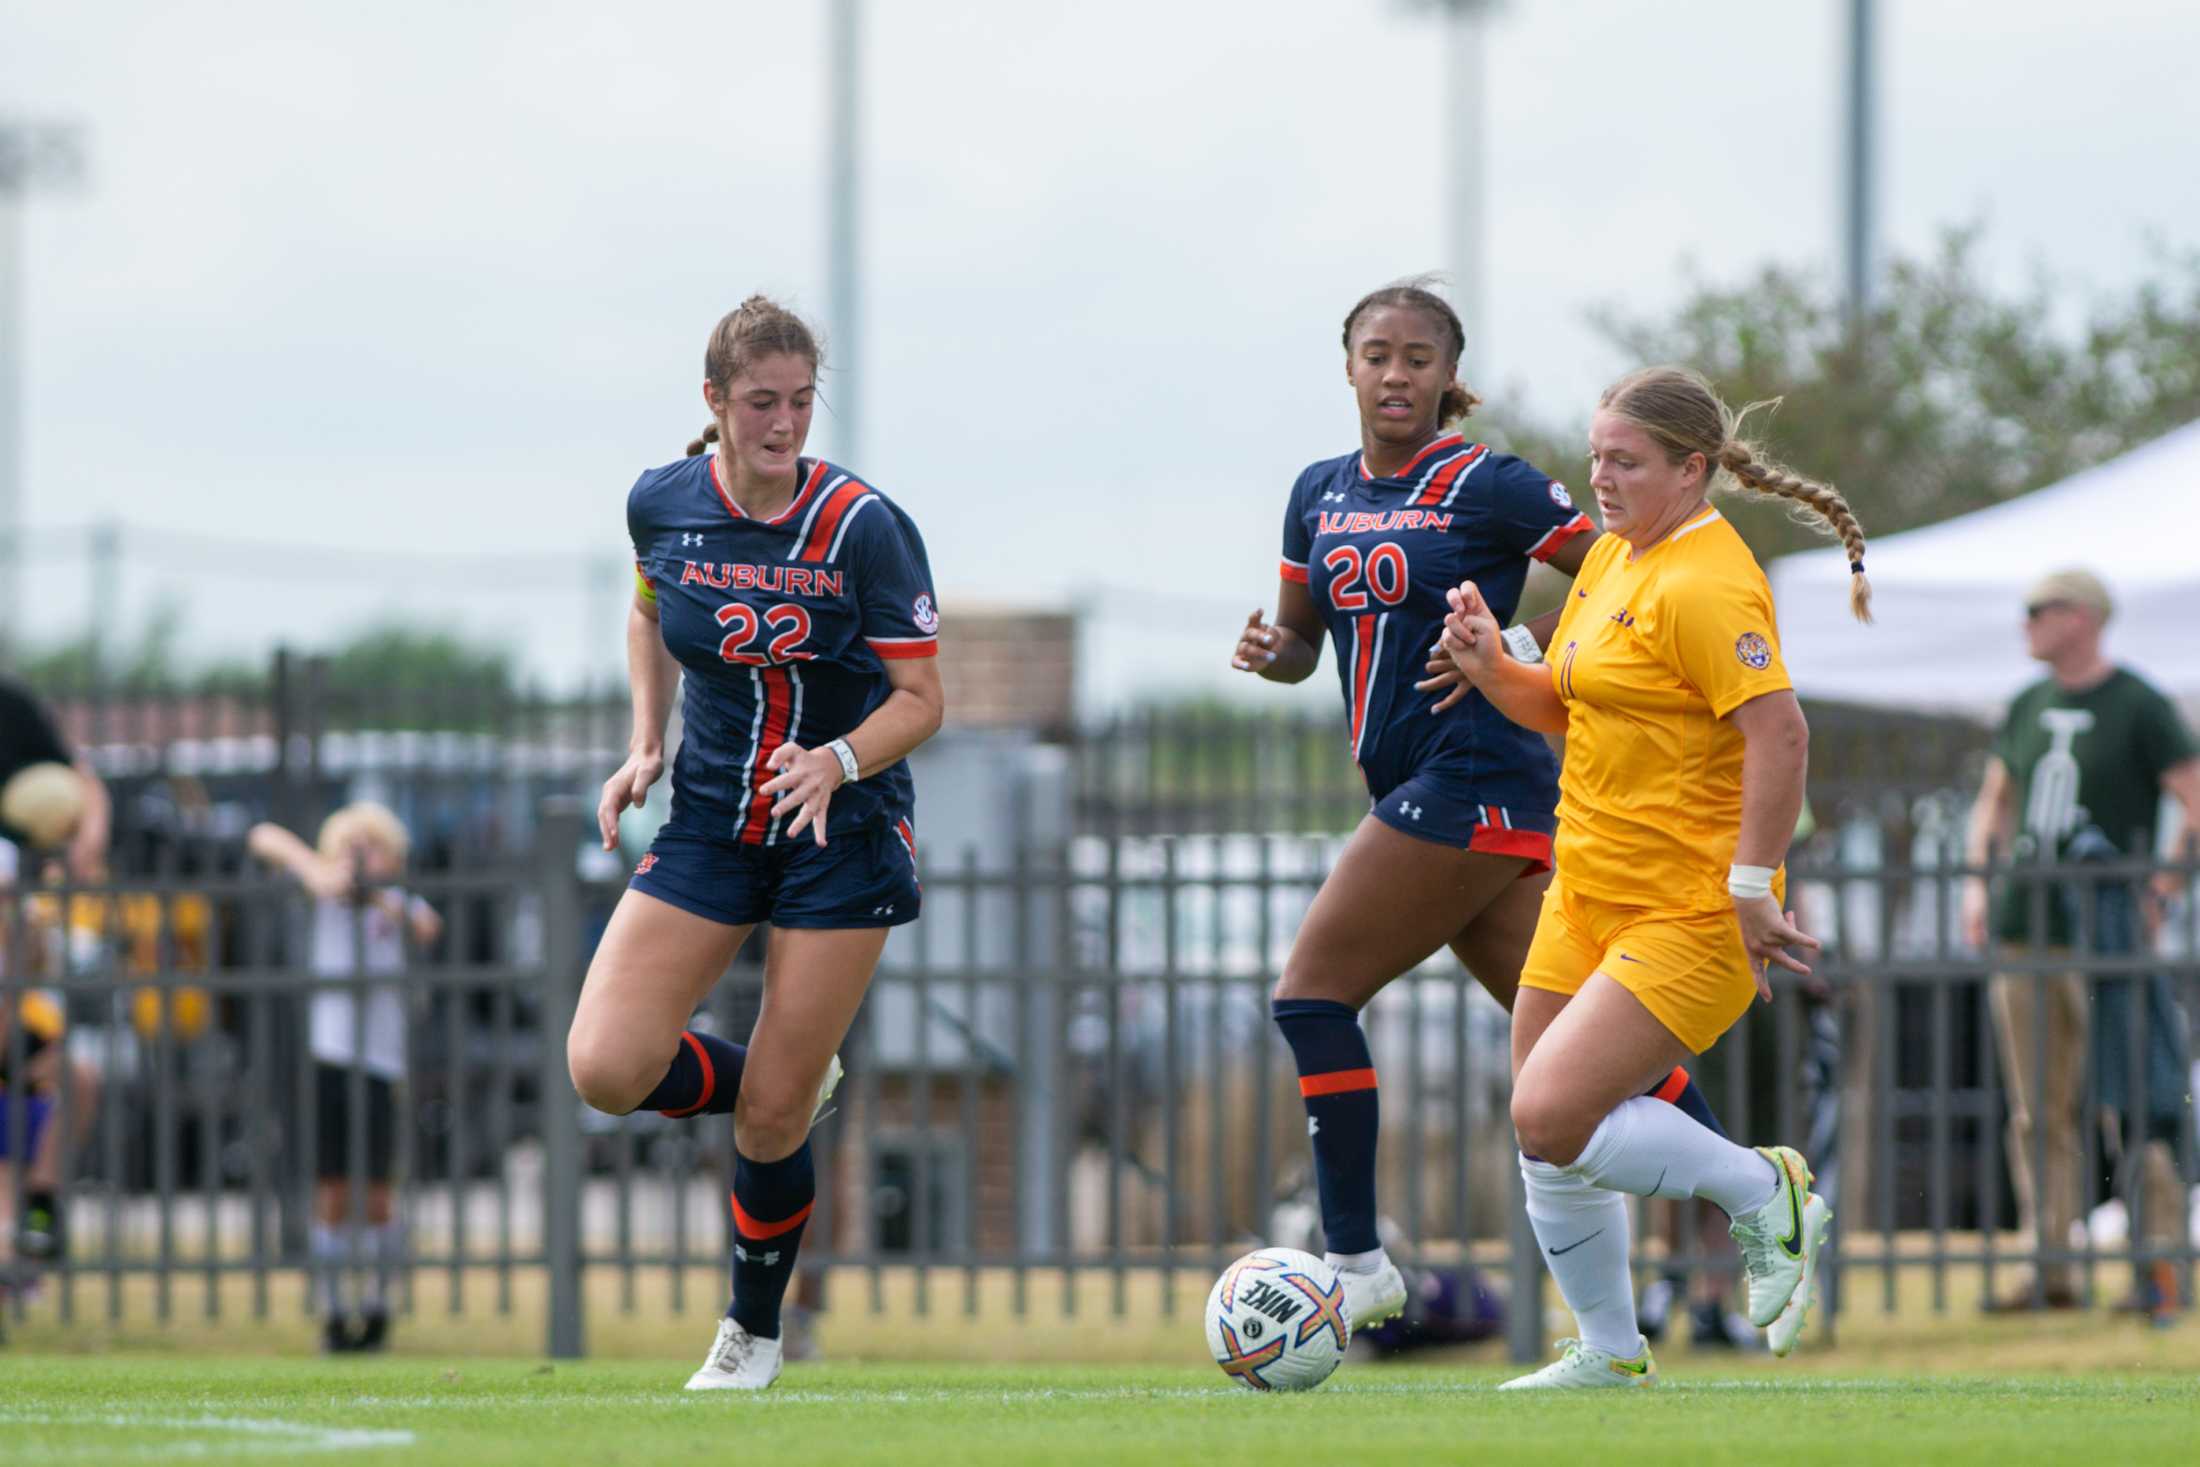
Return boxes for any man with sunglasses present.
[1960,568,2200,1319]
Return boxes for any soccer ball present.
[1203,1247,1349,1392]
[1,762,85,850]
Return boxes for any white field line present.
[0,1408,414,1455]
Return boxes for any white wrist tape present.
[1728,864,1776,901]
[1500,624,1544,664]
[825,738,860,786]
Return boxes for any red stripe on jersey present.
[1416,442,1488,506]
[1347,615,1376,758]
[1360,431,1465,482]
[1278,558,1309,585]
[1527,512,1595,562]
[711,457,828,525]
[739,667,795,844]
[867,637,938,660]
[798,479,872,562]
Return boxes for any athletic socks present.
[1648,1065,1728,1139]
[1567,1097,1780,1217]
[1272,998,1381,1256]
[729,1142,816,1340]
[310,1223,350,1316]
[365,1222,404,1311]
[1520,1153,1640,1355]
[639,1029,747,1117]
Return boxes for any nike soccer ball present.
[1204,1247,1349,1391]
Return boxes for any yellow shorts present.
[1519,875,1779,1054]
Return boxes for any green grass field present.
[3,1357,2197,1467]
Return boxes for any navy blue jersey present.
[629,455,939,846]
[1280,433,1592,809]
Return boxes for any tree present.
[1485,229,2200,564]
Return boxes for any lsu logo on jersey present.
[1734,631,1772,670]
[912,593,940,635]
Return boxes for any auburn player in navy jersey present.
[1231,279,1729,1331]
[566,296,944,1391]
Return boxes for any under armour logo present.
[682,532,705,547]
[1307,1116,1320,1137]
[1320,491,1348,503]
[733,1243,782,1267]
[871,904,896,917]
[1399,801,1423,821]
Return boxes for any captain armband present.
[634,564,657,604]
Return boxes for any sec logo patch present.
[912,593,940,635]
[1734,632,1772,670]
[1547,480,1572,508]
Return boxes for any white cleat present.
[1765,1192,1832,1357]
[1337,1258,1408,1332]
[1730,1145,1815,1327]
[1498,1335,1657,1390]
[811,1053,844,1127]
[684,1317,783,1392]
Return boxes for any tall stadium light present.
[1409,1,1502,376]
[0,119,88,660]
[1842,0,1877,327]
[826,0,862,468]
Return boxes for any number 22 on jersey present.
[716,602,816,666]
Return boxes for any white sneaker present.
[1765,1191,1832,1357]
[1336,1257,1407,1331]
[1730,1145,1815,1327]
[683,1317,783,1392]
[1498,1335,1657,1390]
[811,1053,844,1127]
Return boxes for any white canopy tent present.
[1768,419,2200,719]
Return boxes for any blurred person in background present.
[248,804,442,1353]
[1961,569,2200,1320]
[1231,278,1732,1336]
[1,676,112,885]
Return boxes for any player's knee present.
[1510,1083,1589,1168]
[566,1027,651,1115]
[1274,947,1352,1002]
[734,1088,812,1162]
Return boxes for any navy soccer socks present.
[729,1142,815,1339]
[1650,1064,1727,1139]
[1272,998,1382,1255]
[639,1030,746,1117]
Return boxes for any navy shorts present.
[1366,769,1556,873]
[0,1090,52,1161]
[630,815,922,929]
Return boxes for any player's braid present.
[1716,441,1873,623]
[688,294,826,456]
[1342,274,1483,426]
[1602,365,1874,624]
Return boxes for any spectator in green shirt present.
[1960,569,2200,1317]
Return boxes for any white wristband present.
[1728,864,1776,901]
[1500,624,1544,664]
[825,738,860,786]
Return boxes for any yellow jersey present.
[1547,507,1792,913]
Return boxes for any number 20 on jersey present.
[1323,542,1409,611]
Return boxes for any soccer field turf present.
[3,1358,2196,1466]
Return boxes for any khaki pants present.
[1989,966,2187,1296]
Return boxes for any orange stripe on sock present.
[658,1031,716,1118]
[1652,1065,1690,1104]
[1299,1067,1378,1098]
[731,1196,814,1241]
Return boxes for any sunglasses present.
[2025,600,2075,620]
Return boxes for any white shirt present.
[306,893,425,1079]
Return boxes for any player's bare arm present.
[597,586,680,850]
[1232,578,1323,683]
[761,654,944,848]
[1727,687,1818,996]
[1437,581,1568,734]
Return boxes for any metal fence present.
[6,800,2195,1360]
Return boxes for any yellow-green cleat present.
[1730,1145,1816,1327]
[1497,1335,1658,1390]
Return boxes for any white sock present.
[1520,1154,1640,1355]
[366,1223,404,1311]
[310,1224,349,1316]
[1567,1097,1780,1217]
[1325,1247,1388,1276]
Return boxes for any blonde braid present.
[1717,440,1874,623]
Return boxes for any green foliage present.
[1491,230,2200,562]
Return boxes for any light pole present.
[1409,2,1501,374]
[0,119,88,661]
[826,0,862,469]
[1842,0,1877,327]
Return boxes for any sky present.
[4,0,2197,710]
